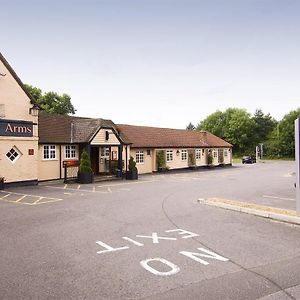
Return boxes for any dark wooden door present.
[90,147,99,174]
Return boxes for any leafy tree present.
[223,108,256,154]
[186,122,196,130]
[24,84,76,115]
[197,110,226,138]
[252,109,277,144]
[278,108,300,158]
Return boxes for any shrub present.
[207,153,213,165]
[128,156,137,171]
[156,150,166,169]
[79,149,93,173]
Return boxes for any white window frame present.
[224,149,228,157]
[136,150,144,164]
[65,145,76,159]
[195,149,201,160]
[166,150,173,162]
[181,149,187,161]
[213,150,218,158]
[43,145,56,160]
[6,146,21,164]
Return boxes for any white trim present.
[43,145,57,160]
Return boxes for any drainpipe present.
[125,145,128,172]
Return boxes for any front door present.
[90,147,99,174]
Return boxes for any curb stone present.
[198,198,300,225]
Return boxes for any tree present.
[186,122,196,130]
[278,108,300,158]
[252,109,277,144]
[197,110,226,138]
[24,84,76,115]
[223,108,256,154]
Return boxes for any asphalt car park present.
[1,161,300,299]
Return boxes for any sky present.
[1,0,300,128]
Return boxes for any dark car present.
[242,155,256,164]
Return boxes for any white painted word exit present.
[95,229,229,276]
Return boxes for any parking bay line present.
[263,195,295,201]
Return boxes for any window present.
[166,150,173,162]
[213,150,218,158]
[65,145,76,159]
[136,150,144,164]
[43,145,56,160]
[195,149,201,160]
[6,146,21,163]
[181,149,187,161]
[0,104,5,117]
[224,149,228,157]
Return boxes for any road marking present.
[92,186,96,192]
[136,232,177,244]
[180,248,229,265]
[77,185,81,190]
[96,241,129,254]
[64,184,68,189]
[0,191,63,205]
[263,195,295,201]
[98,180,154,188]
[165,229,199,239]
[107,187,112,193]
[140,258,180,276]
[15,195,27,203]
[122,237,144,246]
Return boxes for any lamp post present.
[295,118,300,214]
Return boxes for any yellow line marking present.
[64,192,74,195]
[107,187,112,193]
[64,184,68,189]
[77,185,81,190]
[33,197,44,205]
[35,199,63,205]
[2,193,10,198]
[0,190,60,201]
[93,187,96,192]
[98,180,154,188]
[15,195,27,203]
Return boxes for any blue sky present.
[1,0,300,128]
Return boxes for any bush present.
[207,153,213,165]
[128,156,137,171]
[156,150,166,169]
[79,149,93,173]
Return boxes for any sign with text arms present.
[0,119,33,137]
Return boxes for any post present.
[295,118,300,214]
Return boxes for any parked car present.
[242,155,256,164]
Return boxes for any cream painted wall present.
[91,129,120,145]
[38,144,80,181]
[0,138,38,183]
[0,59,39,183]
[130,148,154,174]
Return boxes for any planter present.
[126,169,138,180]
[0,177,4,190]
[77,172,94,184]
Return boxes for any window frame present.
[6,146,21,164]
[43,145,57,160]
[166,150,173,162]
[65,145,76,159]
[181,149,187,161]
[195,149,201,160]
[136,150,144,164]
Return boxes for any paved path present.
[1,161,299,299]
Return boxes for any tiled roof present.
[38,112,129,144]
[117,124,232,148]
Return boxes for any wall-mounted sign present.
[0,119,33,137]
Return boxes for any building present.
[117,124,232,174]
[0,52,232,185]
[38,112,130,181]
[0,53,39,186]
